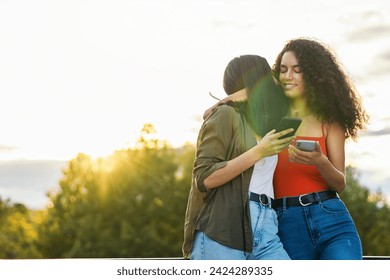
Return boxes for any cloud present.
[362,127,390,137]
[355,168,390,202]
[366,50,390,76]
[347,24,390,42]
[0,144,18,152]
[0,160,66,209]
[378,50,390,61]
[340,8,390,42]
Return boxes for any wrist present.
[316,154,329,168]
[250,145,265,163]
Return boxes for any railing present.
[128,256,389,260]
[362,256,390,260]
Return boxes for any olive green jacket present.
[182,104,257,259]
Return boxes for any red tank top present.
[273,127,329,199]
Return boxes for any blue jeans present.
[275,197,362,260]
[191,199,290,260]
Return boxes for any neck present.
[230,88,247,102]
[289,99,310,118]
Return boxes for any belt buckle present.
[299,194,312,206]
[259,194,270,206]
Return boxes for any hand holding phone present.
[295,140,316,151]
[275,117,302,139]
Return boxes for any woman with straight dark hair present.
[183,55,293,260]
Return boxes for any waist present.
[274,179,329,198]
[274,152,328,198]
[272,190,338,209]
[249,192,274,209]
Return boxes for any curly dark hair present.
[272,38,369,141]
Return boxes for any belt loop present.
[267,195,272,209]
[314,192,321,204]
[282,197,287,210]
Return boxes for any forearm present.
[316,157,346,193]
[203,147,261,189]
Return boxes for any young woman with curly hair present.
[271,38,369,260]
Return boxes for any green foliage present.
[37,124,195,258]
[0,198,43,258]
[1,124,389,258]
[340,166,390,256]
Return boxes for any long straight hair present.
[223,55,289,137]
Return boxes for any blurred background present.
[0,0,389,258]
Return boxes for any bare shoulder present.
[324,122,346,153]
[324,122,345,137]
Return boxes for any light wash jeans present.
[275,197,363,260]
[190,199,290,260]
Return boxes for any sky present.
[0,0,389,209]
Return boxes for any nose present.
[283,69,293,80]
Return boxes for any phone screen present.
[295,140,316,151]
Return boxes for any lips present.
[283,83,296,90]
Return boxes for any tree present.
[33,124,389,258]
[38,124,195,258]
[340,166,390,256]
[36,153,99,257]
[0,198,43,258]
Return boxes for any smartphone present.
[275,117,302,139]
[295,140,316,151]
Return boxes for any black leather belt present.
[272,190,338,209]
[249,192,273,207]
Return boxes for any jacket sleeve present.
[193,105,237,192]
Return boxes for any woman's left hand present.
[288,141,327,166]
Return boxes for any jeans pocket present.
[320,198,348,214]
